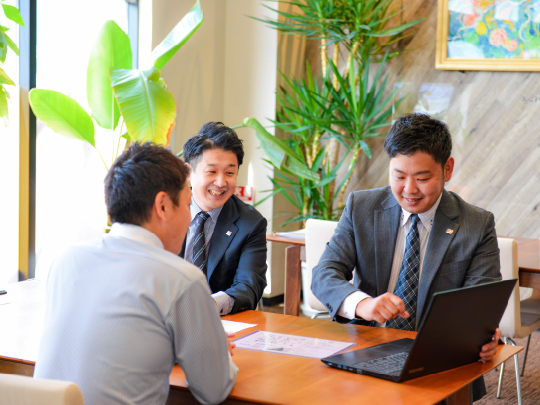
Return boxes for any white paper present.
[221,320,256,334]
[275,229,306,240]
[234,331,355,359]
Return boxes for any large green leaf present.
[2,5,24,26]
[110,67,176,146]
[0,85,8,119]
[28,89,95,146]
[87,20,132,130]
[0,67,15,86]
[152,0,203,69]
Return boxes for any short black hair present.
[384,113,452,167]
[104,142,188,226]
[183,122,244,170]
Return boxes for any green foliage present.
[28,0,203,168]
[28,89,95,147]
[111,67,176,146]
[152,0,203,69]
[87,21,132,130]
[0,3,24,124]
[245,0,423,226]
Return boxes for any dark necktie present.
[192,211,210,275]
[386,214,421,331]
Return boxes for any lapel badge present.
[446,229,454,234]
[226,231,232,236]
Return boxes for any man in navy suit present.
[180,122,267,315]
[312,113,501,401]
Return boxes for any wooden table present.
[0,281,521,405]
[168,311,521,405]
[267,234,540,316]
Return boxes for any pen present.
[0,290,6,295]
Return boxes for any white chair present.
[0,374,84,405]
[496,238,540,404]
[304,219,339,318]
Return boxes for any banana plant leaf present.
[87,20,132,130]
[0,26,17,55]
[242,117,320,182]
[28,89,95,146]
[152,0,203,70]
[0,67,15,86]
[1,5,24,26]
[110,67,176,146]
[0,29,7,63]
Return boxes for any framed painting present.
[436,0,540,71]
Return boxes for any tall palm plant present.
[244,0,423,226]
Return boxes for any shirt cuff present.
[337,291,372,320]
[212,291,235,316]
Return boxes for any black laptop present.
[321,279,516,382]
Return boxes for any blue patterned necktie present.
[192,211,211,275]
[386,214,421,331]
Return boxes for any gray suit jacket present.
[311,186,501,327]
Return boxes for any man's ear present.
[185,162,192,181]
[444,157,454,182]
[153,191,169,221]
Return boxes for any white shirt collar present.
[400,192,443,232]
[109,223,164,250]
[190,197,223,224]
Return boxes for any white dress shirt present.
[338,193,443,321]
[185,199,235,315]
[35,223,238,405]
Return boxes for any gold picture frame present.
[436,0,540,71]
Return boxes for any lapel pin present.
[446,229,454,234]
[226,231,232,236]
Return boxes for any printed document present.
[234,331,355,359]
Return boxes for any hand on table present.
[226,331,236,356]
[355,293,409,324]
[479,328,501,363]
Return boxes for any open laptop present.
[321,279,516,382]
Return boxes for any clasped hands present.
[355,292,501,362]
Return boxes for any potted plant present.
[28,0,203,168]
[243,0,424,227]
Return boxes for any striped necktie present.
[386,214,421,331]
[192,211,211,275]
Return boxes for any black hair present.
[183,122,244,170]
[104,142,188,225]
[384,113,452,167]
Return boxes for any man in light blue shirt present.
[34,143,238,405]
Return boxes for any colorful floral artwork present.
[447,0,540,59]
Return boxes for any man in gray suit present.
[312,113,501,401]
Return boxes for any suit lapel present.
[416,190,459,325]
[179,239,186,258]
[374,192,401,296]
[207,198,239,281]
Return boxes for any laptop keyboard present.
[352,351,409,376]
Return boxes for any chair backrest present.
[497,237,520,338]
[0,374,84,405]
[305,219,339,311]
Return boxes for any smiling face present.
[188,148,238,212]
[389,151,454,214]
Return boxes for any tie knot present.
[198,211,210,222]
[410,214,419,228]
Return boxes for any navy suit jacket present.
[180,195,268,313]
